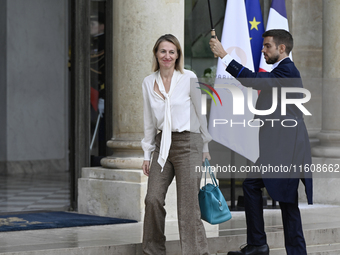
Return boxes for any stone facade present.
[78,0,340,218]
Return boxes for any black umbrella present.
[207,0,217,57]
[207,0,216,38]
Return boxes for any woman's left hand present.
[142,160,150,176]
[202,152,211,162]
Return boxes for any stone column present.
[311,0,340,204]
[78,0,184,221]
[290,0,323,145]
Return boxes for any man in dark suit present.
[210,29,313,255]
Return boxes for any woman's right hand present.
[142,160,150,176]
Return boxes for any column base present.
[312,131,340,158]
[312,145,340,158]
[303,157,340,205]
[100,156,143,169]
[78,166,178,221]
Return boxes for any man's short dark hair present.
[262,29,293,55]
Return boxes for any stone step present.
[215,221,340,251]
[217,244,340,255]
[272,243,340,255]
[0,205,339,255]
[1,227,338,255]
[212,206,340,254]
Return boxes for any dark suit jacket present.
[226,57,313,204]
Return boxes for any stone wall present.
[0,0,69,174]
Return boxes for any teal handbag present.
[198,159,232,224]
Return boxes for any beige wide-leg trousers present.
[142,131,210,255]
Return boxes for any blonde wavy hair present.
[152,34,184,74]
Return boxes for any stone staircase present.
[215,204,340,255]
[215,227,340,255]
[0,204,339,255]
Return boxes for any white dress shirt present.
[271,57,289,70]
[221,54,234,67]
[141,69,212,169]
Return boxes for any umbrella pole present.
[207,0,217,57]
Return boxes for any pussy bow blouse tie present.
[155,70,179,171]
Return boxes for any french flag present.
[208,0,259,163]
[259,0,291,72]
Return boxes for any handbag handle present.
[203,158,218,187]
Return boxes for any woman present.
[141,34,212,255]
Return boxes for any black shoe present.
[227,244,269,255]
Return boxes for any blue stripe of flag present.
[271,0,287,18]
[245,0,265,72]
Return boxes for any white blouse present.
[141,69,212,169]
